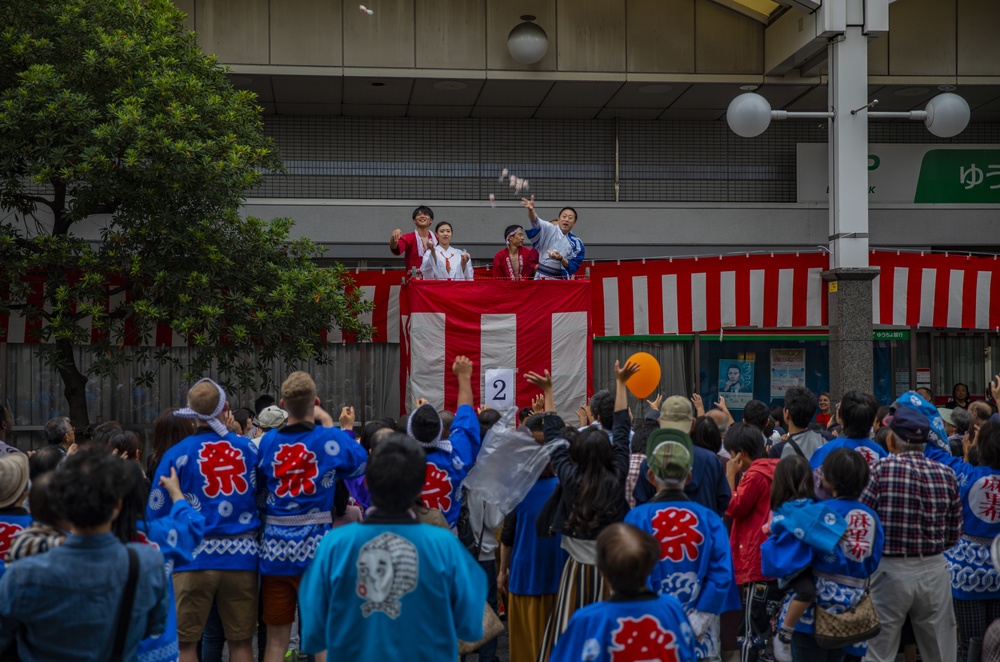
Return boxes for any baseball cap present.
[647,441,693,482]
[937,407,955,427]
[645,427,693,458]
[883,407,930,443]
[255,405,288,430]
[659,396,694,432]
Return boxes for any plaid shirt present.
[861,451,962,557]
[625,453,646,509]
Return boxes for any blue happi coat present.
[257,423,368,576]
[420,404,481,528]
[549,594,697,662]
[925,444,1000,599]
[624,494,740,659]
[137,499,204,662]
[765,498,884,656]
[147,430,260,571]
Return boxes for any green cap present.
[648,440,693,482]
[645,427,694,458]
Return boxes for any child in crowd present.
[762,455,846,661]
[723,422,780,662]
[766,450,884,661]
[548,523,697,662]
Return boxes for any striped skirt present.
[535,557,609,661]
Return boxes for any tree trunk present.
[55,338,90,428]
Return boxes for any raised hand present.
[615,359,641,383]
[531,393,545,414]
[390,228,402,248]
[158,467,185,503]
[691,393,705,416]
[525,370,552,391]
[647,393,663,412]
[339,406,355,429]
[520,195,537,223]
[452,355,474,378]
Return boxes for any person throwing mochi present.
[420,221,473,281]
[520,195,585,279]
[389,205,438,276]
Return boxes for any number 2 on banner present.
[484,368,515,410]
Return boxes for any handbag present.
[812,579,881,650]
[457,602,505,654]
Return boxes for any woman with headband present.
[420,221,474,281]
[491,225,539,280]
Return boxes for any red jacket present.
[725,458,779,585]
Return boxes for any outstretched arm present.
[525,370,554,413]
[520,195,538,225]
[614,360,641,413]
[453,355,474,409]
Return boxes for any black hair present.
[49,448,128,529]
[596,523,659,595]
[630,419,657,455]
[821,448,870,499]
[742,400,770,431]
[112,459,150,544]
[875,405,891,429]
[952,382,969,399]
[28,445,63,479]
[478,408,502,441]
[28,473,60,527]
[558,207,578,222]
[503,225,523,241]
[89,421,123,448]
[770,455,815,511]
[723,422,765,461]
[232,407,254,433]
[409,404,441,444]
[873,426,891,452]
[439,410,455,440]
[977,421,1000,470]
[564,427,625,535]
[434,220,452,234]
[769,405,786,431]
[106,429,143,461]
[412,205,434,220]
[366,433,427,513]
[783,387,818,429]
[254,394,276,416]
[517,407,533,426]
[691,416,722,453]
[334,479,350,518]
[839,391,878,439]
[524,413,545,434]
[589,389,614,430]
[358,420,393,453]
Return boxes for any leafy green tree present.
[0,0,372,426]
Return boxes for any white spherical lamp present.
[507,16,548,65]
[923,93,970,138]
[726,93,772,138]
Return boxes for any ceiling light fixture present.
[507,15,548,65]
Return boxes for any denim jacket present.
[0,532,168,661]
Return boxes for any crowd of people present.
[388,198,585,281]
[1,356,1000,662]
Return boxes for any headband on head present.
[505,228,522,245]
[406,406,452,453]
[175,378,230,437]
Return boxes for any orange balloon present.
[625,352,661,399]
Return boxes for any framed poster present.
[719,360,754,409]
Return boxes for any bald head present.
[706,409,729,436]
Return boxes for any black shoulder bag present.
[109,547,140,662]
